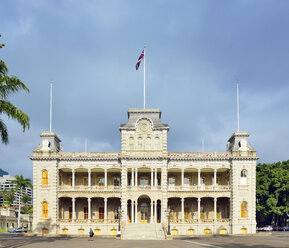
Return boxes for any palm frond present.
[0,118,8,144]
[0,60,8,77]
[0,100,30,131]
[0,75,29,100]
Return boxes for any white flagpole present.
[50,81,53,132]
[237,80,239,132]
[144,44,146,109]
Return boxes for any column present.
[181,198,184,221]
[88,198,91,220]
[131,201,134,223]
[181,169,184,189]
[88,169,91,187]
[72,169,75,188]
[104,169,107,188]
[72,197,75,220]
[154,169,157,187]
[214,169,217,187]
[198,198,201,220]
[214,198,217,220]
[154,200,157,223]
[151,168,154,187]
[150,201,153,223]
[104,198,107,220]
[198,169,201,187]
[135,168,138,187]
[135,201,138,223]
[132,169,134,187]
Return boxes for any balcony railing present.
[58,185,120,191]
[127,185,162,190]
[169,218,230,224]
[59,219,119,224]
[168,185,230,191]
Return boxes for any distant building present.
[31,108,258,237]
[0,169,8,177]
[0,175,33,208]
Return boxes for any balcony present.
[127,185,162,190]
[169,218,230,224]
[58,219,119,224]
[58,185,120,192]
[168,185,230,191]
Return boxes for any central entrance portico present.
[138,195,151,223]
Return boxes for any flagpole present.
[237,80,239,132]
[144,44,146,109]
[50,81,52,132]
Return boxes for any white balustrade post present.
[88,169,91,188]
[154,200,157,223]
[88,198,91,220]
[214,198,217,220]
[181,169,184,189]
[135,201,138,223]
[198,198,201,220]
[104,169,107,189]
[72,169,75,188]
[131,201,134,223]
[132,169,134,187]
[135,168,138,187]
[104,198,107,221]
[198,169,201,187]
[214,169,217,187]
[181,198,184,221]
[151,201,153,223]
[72,198,75,220]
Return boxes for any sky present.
[0,0,289,180]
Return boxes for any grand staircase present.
[122,223,165,240]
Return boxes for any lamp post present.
[117,207,122,237]
[167,206,171,236]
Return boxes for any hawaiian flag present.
[136,50,144,70]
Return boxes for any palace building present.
[31,108,258,237]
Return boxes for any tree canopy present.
[256,160,289,226]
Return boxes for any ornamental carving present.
[136,118,152,133]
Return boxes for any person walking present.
[88,228,94,241]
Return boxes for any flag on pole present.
[136,50,144,70]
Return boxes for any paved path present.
[1,232,289,248]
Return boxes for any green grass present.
[0,229,8,233]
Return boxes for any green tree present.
[256,160,289,226]
[21,194,32,214]
[10,175,32,227]
[0,188,15,207]
[0,58,30,144]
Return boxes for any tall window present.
[184,177,190,186]
[84,207,88,219]
[146,137,151,150]
[83,177,88,185]
[241,201,247,218]
[114,177,120,187]
[114,208,119,220]
[98,177,104,186]
[155,137,160,150]
[240,170,247,185]
[138,138,143,149]
[169,177,175,186]
[42,201,48,218]
[99,207,104,219]
[129,137,134,150]
[42,170,48,185]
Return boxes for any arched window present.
[129,137,134,150]
[155,137,160,150]
[146,137,151,150]
[42,201,48,218]
[42,170,48,185]
[240,169,247,185]
[241,201,247,218]
[138,138,143,149]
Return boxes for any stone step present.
[122,223,165,240]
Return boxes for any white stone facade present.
[31,108,258,236]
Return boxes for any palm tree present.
[10,175,32,227]
[21,194,32,214]
[0,59,30,144]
